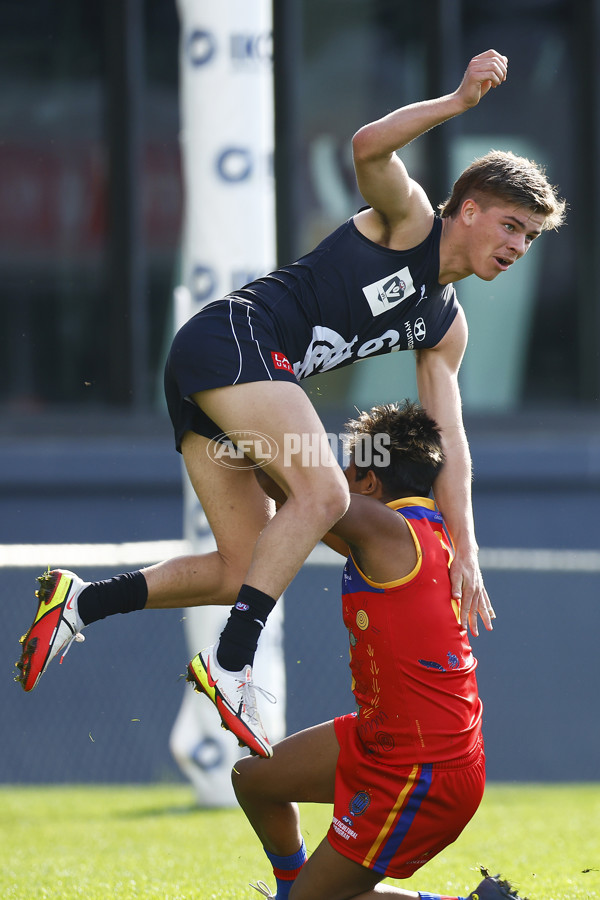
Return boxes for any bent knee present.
[231,754,263,799]
[210,547,256,603]
[324,480,350,525]
[307,471,349,527]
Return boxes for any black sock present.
[216,584,277,672]
[78,571,148,626]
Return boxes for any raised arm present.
[415,310,495,637]
[352,50,508,232]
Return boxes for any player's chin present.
[477,257,514,280]
[478,267,502,282]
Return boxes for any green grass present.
[0,783,598,899]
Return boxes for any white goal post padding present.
[171,0,283,805]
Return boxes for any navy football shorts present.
[164,296,299,451]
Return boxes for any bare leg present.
[142,381,349,608]
[290,839,420,899]
[195,381,349,599]
[233,722,420,900]
[232,720,339,855]
[142,435,274,608]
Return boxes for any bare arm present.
[255,468,351,557]
[327,495,416,582]
[255,469,414,580]
[416,310,494,636]
[352,50,508,234]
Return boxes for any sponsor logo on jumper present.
[271,351,294,373]
[404,320,414,349]
[362,266,415,316]
[416,284,427,306]
[414,317,426,341]
[292,326,403,378]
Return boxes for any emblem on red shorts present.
[271,351,294,373]
[350,791,371,817]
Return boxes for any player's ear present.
[360,468,380,496]
[460,197,479,225]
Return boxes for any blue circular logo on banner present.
[216,147,253,182]
[230,32,273,63]
[192,264,217,303]
[188,29,216,67]
[191,737,226,771]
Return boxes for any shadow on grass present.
[112,803,237,819]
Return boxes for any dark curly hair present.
[344,400,444,499]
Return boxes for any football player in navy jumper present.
[17,50,565,760]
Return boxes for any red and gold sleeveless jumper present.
[328,497,485,878]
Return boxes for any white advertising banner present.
[170,0,286,807]
[177,0,275,320]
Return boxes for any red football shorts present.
[328,713,485,879]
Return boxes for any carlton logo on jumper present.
[293,325,404,378]
[362,265,415,316]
